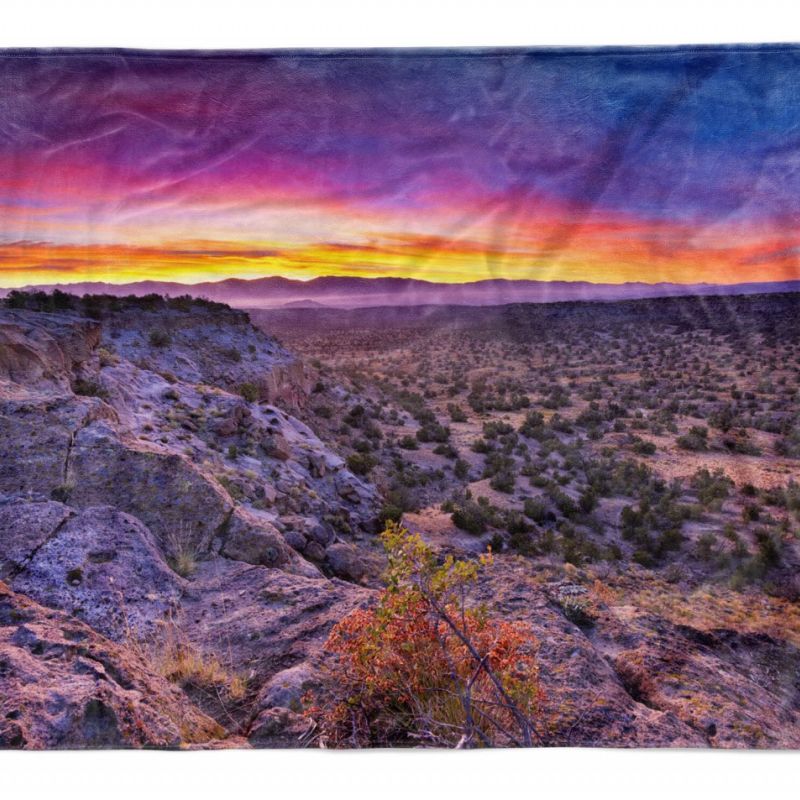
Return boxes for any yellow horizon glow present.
[1,224,799,290]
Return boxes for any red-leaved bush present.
[310,524,542,747]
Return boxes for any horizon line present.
[3,275,800,292]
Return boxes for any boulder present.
[221,508,291,568]
[283,529,307,552]
[304,541,326,562]
[256,662,317,711]
[67,421,233,553]
[260,432,292,461]
[307,520,334,547]
[260,482,278,507]
[325,543,367,582]
[211,402,251,437]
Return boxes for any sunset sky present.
[2,47,800,288]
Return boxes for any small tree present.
[311,524,542,747]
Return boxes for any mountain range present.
[3,275,800,309]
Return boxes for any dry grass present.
[606,573,800,648]
[165,523,199,578]
[124,614,248,704]
[157,639,229,688]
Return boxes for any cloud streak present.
[1,48,799,286]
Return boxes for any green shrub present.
[239,382,259,402]
[677,426,708,451]
[451,499,491,535]
[489,472,515,493]
[447,404,468,423]
[378,504,404,526]
[72,378,108,399]
[149,329,171,348]
[453,458,470,480]
[347,452,377,475]
[523,497,549,524]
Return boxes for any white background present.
[2,1,800,798]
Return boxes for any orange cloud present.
[1,221,799,289]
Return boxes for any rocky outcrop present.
[475,560,800,748]
[100,305,311,406]
[0,582,223,749]
[0,303,381,749]
[179,558,370,681]
[0,311,100,399]
[220,507,319,577]
[0,306,380,565]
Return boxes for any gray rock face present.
[179,558,370,682]
[0,311,100,399]
[100,305,310,405]
[0,497,72,580]
[67,421,234,555]
[0,397,107,498]
[7,502,184,640]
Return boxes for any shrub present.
[523,497,549,524]
[489,471,516,493]
[755,528,782,568]
[519,410,545,437]
[72,378,108,399]
[416,422,450,443]
[691,468,732,508]
[344,404,367,428]
[677,426,708,451]
[433,443,458,459]
[548,487,578,518]
[346,452,377,476]
[132,622,245,713]
[451,499,492,535]
[453,458,471,480]
[471,437,492,454]
[96,347,120,367]
[742,504,761,523]
[695,531,718,562]
[483,420,514,439]
[311,524,542,747]
[578,487,598,514]
[447,404,468,423]
[149,329,171,348]
[378,504,404,527]
[50,483,74,503]
[239,382,259,402]
[632,438,657,456]
[220,346,242,363]
[165,524,201,578]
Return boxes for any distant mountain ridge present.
[3,275,800,309]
